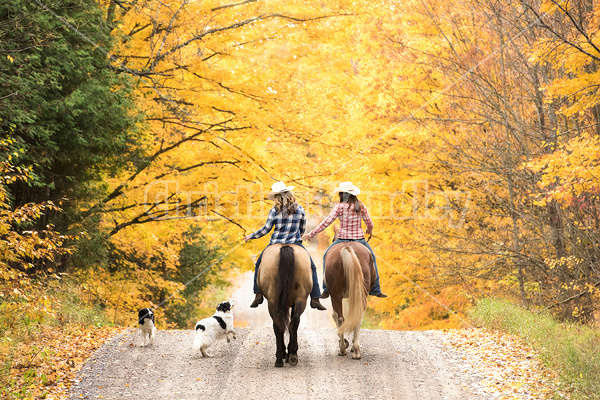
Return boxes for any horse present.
[256,243,313,367]
[323,241,375,359]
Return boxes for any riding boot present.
[310,298,326,310]
[250,293,264,308]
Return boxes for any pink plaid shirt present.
[306,202,373,240]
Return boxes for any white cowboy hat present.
[268,181,295,199]
[335,182,360,196]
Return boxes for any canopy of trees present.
[1,0,599,332]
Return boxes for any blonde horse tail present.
[274,245,295,333]
[339,246,367,334]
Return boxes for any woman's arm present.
[299,206,306,236]
[245,208,276,241]
[303,204,340,240]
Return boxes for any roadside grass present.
[470,298,600,400]
[361,307,383,329]
[0,274,115,400]
[0,271,230,399]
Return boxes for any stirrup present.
[320,291,329,299]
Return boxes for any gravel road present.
[69,275,486,400]
[69,327,484,400]
[69,243,486,399]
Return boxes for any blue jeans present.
[322,238,383,295]
[253,242,321,299]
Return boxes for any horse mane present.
[273,245,295,333]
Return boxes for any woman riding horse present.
[244,181,326,311]
[302,182,386,298]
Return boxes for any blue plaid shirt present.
[248,205,306,244]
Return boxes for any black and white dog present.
[138,308,156,346]
[193,301,235,357]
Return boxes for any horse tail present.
[274,245,295,333]
[339,246,367,333]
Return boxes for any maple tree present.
[79,0,367,326]
[353,0,600,325]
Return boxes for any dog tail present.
[192,325,205,351]
[273,245,295,334]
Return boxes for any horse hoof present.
[352,353,362,360]
[344,339,350,349]
[275,359,284,368]
[288,354,298,366]
[338,351,347,356]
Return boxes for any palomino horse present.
[257,243,313,367]
[324,241,375,359]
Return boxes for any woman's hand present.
[302,234,310,242]
[243,235,251,243]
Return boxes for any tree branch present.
[544,281,600,310]
[212,0,258,12]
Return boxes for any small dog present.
[193,300,236,357]
[138,308,156,346]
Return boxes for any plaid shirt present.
[248,205,306,244]
[305,202,373,240]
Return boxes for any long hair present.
[274,191,298,217]
[339,192,362,214]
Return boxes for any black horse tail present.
[274,245,295,333]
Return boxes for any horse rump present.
[273,245,295,333]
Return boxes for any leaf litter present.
[441,328,568,400]
[2,326,124,400]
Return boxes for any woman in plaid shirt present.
[303,182,386,298]
[244,181,326,310]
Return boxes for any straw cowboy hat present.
[335,182,360,196]
[268,181,295,199]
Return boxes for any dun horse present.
[323,241,375,359]
[257,244,312,367]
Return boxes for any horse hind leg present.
[287,303,304,366]
[350,322,361,360]
[273,321,286,367]
[332,308,348,356]
[268,301,287,367]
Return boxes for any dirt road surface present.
[69,243,488,399]
[70,326,487,400]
